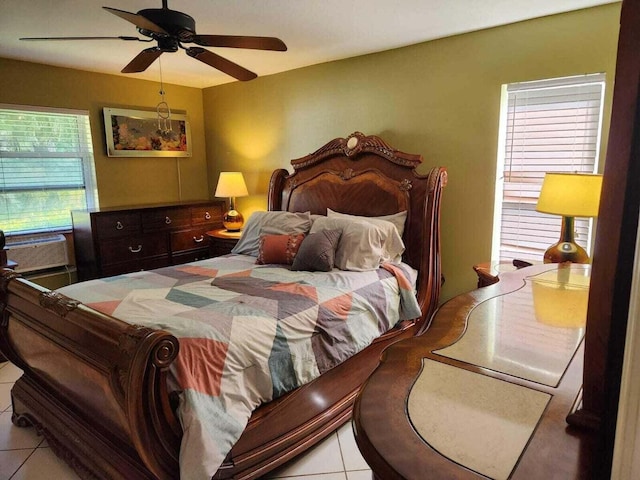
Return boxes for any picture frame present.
[103,107,192,157]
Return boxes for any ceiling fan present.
[19,0,287,81]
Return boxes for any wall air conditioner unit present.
[5,233,69,273]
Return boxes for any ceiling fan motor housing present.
[137,8,196,41]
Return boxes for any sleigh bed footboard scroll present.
[0,269,181,479]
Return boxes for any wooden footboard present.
[0,270,428,480]
[0,270,181,479]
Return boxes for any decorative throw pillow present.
[327,208,408,237]
[231,211,312,257]
[256,233,306,265]
[291,229,342,272]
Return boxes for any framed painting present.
[103,107,192,157]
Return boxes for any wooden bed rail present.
[0,269,181,479]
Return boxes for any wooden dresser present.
[72,200,225,281]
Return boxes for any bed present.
[0,131,447,480]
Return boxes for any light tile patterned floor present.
[0,361,372,480]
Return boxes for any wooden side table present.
[354,263,595,479]
[206,229,241,257]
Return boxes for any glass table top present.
[434,265,590,387]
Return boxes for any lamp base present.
[222,209,244,232]
[543,241,590,264]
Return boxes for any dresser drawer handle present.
[128,245,143,253]
[193,235,204,243]
[116,221,124,230]
[204,212,211,220]
[165,216,172,225]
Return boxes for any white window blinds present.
[492,74,605,263]
[0,105,98,235]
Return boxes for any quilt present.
[58,254,421,479]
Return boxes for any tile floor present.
[0,360,372,480]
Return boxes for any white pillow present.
[327,209,408,237]
[231,211,312,256]
[310,217,405,271]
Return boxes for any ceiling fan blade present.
[193,35,287,51]
[20,36,149,42]
[103,6,168,35]
[186,47,257,81]
[122,47,163,73]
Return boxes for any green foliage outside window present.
[0,107,97,235]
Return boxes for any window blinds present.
[0,105,97,235]
[494,74,605,263]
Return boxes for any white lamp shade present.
[215,172,248,198]
[536,172,603,218]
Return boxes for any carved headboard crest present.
[291,132,422,171]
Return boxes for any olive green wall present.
[0,58,209,207]
[202,4,621,301]
[0,4,622,301]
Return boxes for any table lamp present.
[535,172,603,264]
[214,172,249,231]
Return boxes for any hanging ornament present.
[156,58,176,140]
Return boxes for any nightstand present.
[206,229,242,257]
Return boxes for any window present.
[0,105,98,235]
[491,74,606,263]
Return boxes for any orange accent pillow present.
[256,233,306,265]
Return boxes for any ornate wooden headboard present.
[268,131,447,325]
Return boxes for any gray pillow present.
[291,229,342,272]
[231,211,312,256]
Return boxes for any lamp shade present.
[536,173,603,218]
[214,172,248,198]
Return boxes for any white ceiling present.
[0,0,618,89]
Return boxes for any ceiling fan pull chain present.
[156,57,172,134]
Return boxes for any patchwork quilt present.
[58,254,421,479]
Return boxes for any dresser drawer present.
[170,227,213,253]
[99,235,168,265]
[101,256,171,277]
[172,249,210,265]
[95,212,141,239]
[142,207,192,232]
[191,204,223,225]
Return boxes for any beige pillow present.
[231,211,312,256]
[309,217,405,271]
[327,209,407,237]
